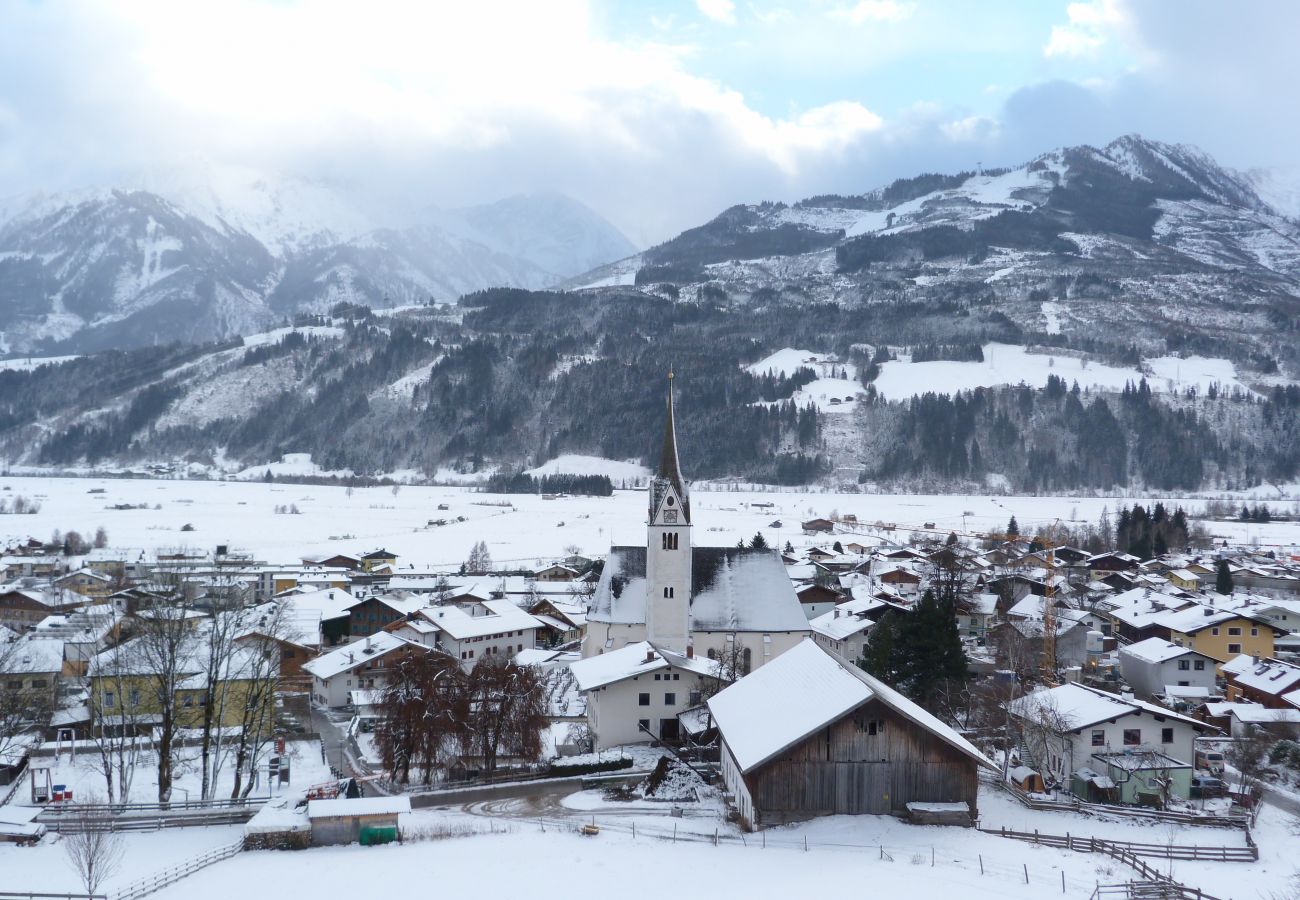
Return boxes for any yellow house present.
[361,549,398,572]
[87,644,274,730]
[55,568,113,600]
[1165,568,1202,592]
[1161,606,1282,670]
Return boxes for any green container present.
[359,824,398,846]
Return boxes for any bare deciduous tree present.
[86,642,147,805]
[0,637,56,773]
[62,796,125,896]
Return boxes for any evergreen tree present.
[1006,516,1019,538]
[860,613,902,682]
[1215,559,1234,595]
[832,540,844,553]
[783,541,794,554]
[749,532,768,550]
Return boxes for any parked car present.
[1190,776,1227,799]
[1195,748,1225,775]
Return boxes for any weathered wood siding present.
[749,699,977,824]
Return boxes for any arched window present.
[661,532,679,550]
[741,647,752,675]
[663,587,674,598]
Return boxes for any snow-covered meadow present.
[2,475,1298,569]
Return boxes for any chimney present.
[834,608,841,618]
[686,642,694,659]
[645,648,656,663]
[348,651,354,664]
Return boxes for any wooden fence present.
[40,809,256,834]
[112,839,242,900]
[995,781,1250,830]
[0,893,105,900]
[980,826,1257,862]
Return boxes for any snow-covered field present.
[874,343,1250,401]
[0,355,81,372]
[2,477,1298,569]
[11,737,332,808]
[5,787,1287,900]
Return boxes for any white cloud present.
[696,0,737,25]
[1044,0,1127,58]
[831,0,915,25]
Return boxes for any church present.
[571,378,809,746]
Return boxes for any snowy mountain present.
[0,170,636,353]
[576,135,1300,377]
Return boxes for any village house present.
[0,587,87,632]
[346,592,424,638]
[1200,701,1300,739]
[795,583,843,620]
[53,568,113,600]
[1157,605,1283,669]
[569,641,719,746]
[360,549,398,573]
[709,640,997,829]
[1118,637,1218,700]
[302,632,425,707]
[802,518,835,535]
[527,597,588,646]
[391,598,542,672]
[0,636,66,708]
[956,592,999,641]
[533,564,580,582]
[1221,655,1300,708]
[1007,682,1216,798]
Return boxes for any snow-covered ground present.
[874,342,1250,401]
[11,737,333,808]
[2,477,1298,570]
[524,455,650,482]
[746,349,862,413]
[0,355,80,372]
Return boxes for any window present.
[1123,729,1140,746]
[1194,660,1205,671]
[1227,627,1242,637]
[741,647,752,675]
[707,648,717,660]
[664,692,676,706]
[1211,627,1220,636]
[1228,643,1242,654]
[654,674,661,681]
[183,694,194,708]
[1161,728,1174,744]
[1250,627,1258,637]
[663,587,674,598]
[1091,729,1106,747]
[638,719,650,731]
[1178,681,1189,687]
[129,689,140,707]
[689,690,702,705]
[4,680,19,690]
[638,693,650,706]
[1178,659,1190,671]
[661,533,679,550]
[103,691,115,709]
[672,673,680,681]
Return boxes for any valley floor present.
[1,476,1297,568]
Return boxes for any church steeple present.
[650,372,690,525]
[646,372,691,653]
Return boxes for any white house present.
[1007,682,1217,790]
[808,594,905,663]
[302,632,424,707]
[1118,637,1218,700]
[389,598,542,672]
[568,641,719,747]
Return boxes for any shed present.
[306,796,410,846]
[708,640,996,830]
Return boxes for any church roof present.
[587,545,810,634]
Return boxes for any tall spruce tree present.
[1215,559,1234,595]
[1006,516,1020,537]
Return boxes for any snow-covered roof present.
[0,637,65,674]
[307,796,410,818]
[1162,685,1212,699]
[301,632,419,681]
[1224,705,1300,725]
[1120,637,1206,664]
[588,546,809,634]
[568,641,718,692]
[808,595,891,641]
[1007,682,1209,731]
[415,598,543,641]
[708,639,995,775]
[1227,657,1300,695]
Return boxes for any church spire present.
[658,370,684,491]
[649,371,690,525]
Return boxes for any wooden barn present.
[708,639,996,830]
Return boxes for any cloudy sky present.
[0,0,1294,245]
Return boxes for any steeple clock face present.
[665,510,678,523]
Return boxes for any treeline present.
[483,473,614,496]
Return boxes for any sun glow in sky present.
[0,0,1294,242]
